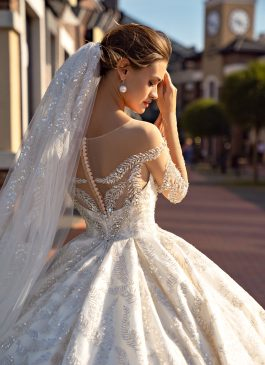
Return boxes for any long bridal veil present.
[0,42,101,339]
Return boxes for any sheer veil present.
[0,41,101,339]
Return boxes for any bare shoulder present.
[128,118,164,150]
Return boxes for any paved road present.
[65,169,265,309]
[156,170,265,309]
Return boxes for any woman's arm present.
[156,72,188,184]
[162,113,188,183]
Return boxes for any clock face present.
[229,9,250,35]
[207,10,220,36]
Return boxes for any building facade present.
[1,0,264,183]
[0,0,119,185]
[178,0,265,108]
[177,0,265,162]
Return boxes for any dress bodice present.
[72,137,188,243]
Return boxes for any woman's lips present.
[143,101,150,108]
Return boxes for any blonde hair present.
[99,23,172,76]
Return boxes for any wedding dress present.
[0,120,265,365]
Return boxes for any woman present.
[0,24,264,364]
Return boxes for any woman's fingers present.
[166,71,175,87]
[158,82,164,98]
[165,72,176,93]
[156,71,178,118]
[163,72,172,88]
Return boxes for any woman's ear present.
[116,58,130,80]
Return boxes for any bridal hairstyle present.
[99,23,172,75]
[0,23,171,341]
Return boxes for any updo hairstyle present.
[99,23,172,76]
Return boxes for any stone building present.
[177,0,265,107]
[177,0,265,162]
[0,0,119,185]
[1,0,264,183]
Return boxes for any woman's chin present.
[129,106,146,115]
[137,106,147,114]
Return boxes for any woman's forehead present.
[146,60,167,77]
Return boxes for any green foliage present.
[181,98,229,137]
[221,61,265,182]
[221,61,265,130]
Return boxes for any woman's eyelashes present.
[149,80,160,87]
[149,78,162,87]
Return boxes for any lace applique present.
[73,138,168,217]
[72,137,188,242]
[94,139,167,185]
[156,158,189,204]
[75,177,87,184]
[75,188,99,213]
[104,182,127,213]
[70,139,169,242]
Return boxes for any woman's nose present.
[150,88,158,100]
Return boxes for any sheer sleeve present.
[144,125,189,204]
[155,157,189,203]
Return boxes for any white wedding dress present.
[0,123,265,365]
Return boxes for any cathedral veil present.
[0,42,101,339]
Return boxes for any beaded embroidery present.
[156,158,189,204]
[72,137,189,244]
[1,140,265,365]
[74,137,188,218]
[74,138,166,215]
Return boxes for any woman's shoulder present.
[127,118,163,149]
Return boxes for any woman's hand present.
[156,71,177,121]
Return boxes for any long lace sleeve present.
[156,157,189,203]
[144,124,189,204]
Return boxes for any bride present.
[0,23,264,364]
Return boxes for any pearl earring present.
[119,80,127,93]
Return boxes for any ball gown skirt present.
[0,138,264,365]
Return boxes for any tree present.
[181,98,230,138]
[221,61,265,182]
[180,98,230,168]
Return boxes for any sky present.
[119,0,265,51]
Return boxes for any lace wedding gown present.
[0,123,265,365]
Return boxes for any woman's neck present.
[85,73,130,137]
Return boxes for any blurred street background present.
[0,0,265,306]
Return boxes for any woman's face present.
[120,60,168,114]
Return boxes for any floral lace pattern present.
[73,138,188,242]
[156,158,189,204]
[71,137,189,246]
[1,139,265,364]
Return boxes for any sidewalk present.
[194,162,265,186]
[156,169,265,309]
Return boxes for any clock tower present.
[202,0,255,99]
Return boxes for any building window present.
[209,80,215,98]
[207,78,219,100]
[26,13,33,121]
[50,33,56,77]
[64,50,69,61]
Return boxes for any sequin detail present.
[72,137,188,242]
[94,138,168,185]
[72,137,189,244]
[1,135,265,364]
[156,158,189,204]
